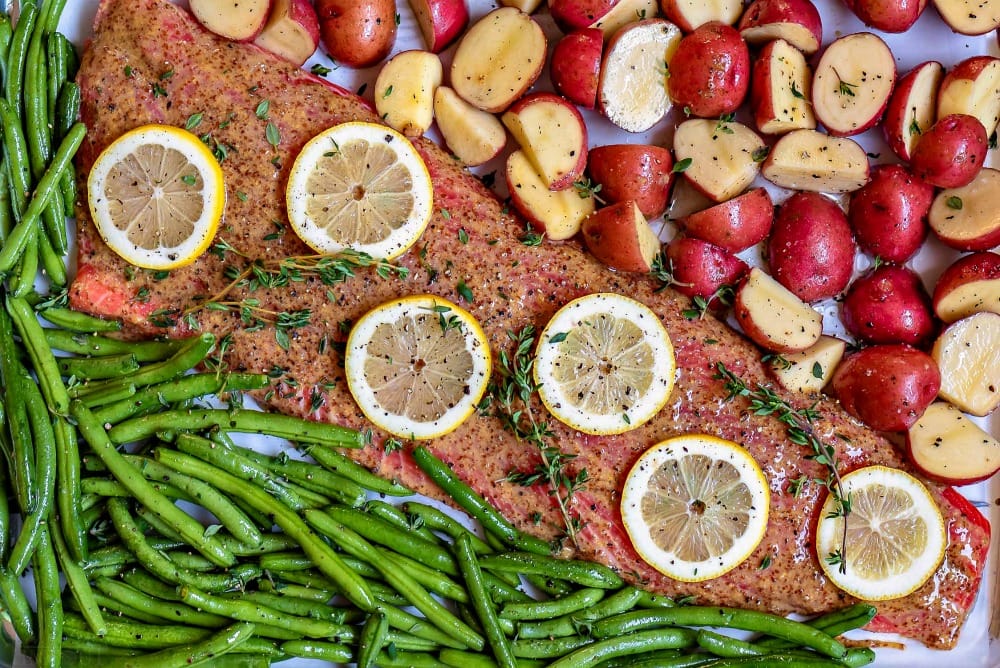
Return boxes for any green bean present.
[755,604,877,650]
[0,13,12,66]
[46,30,65,135]
[517,586,644,639]
[112,406,363,447]
[239,591,351,625]
[94,372,268,424]
[0,122,84,275]
[10,231,39,296]
[81,476,186,500]
[79,382,137,408]
[0,97,31,217]
[278,639,352,663]
[412,446,551,555]
[477,552,623,590]
[456,534,517,668]
[104,621,256,668]
[358,610,389,668]
[0,337,34,511]
[73,401,236,566]
[7,295,71,415]
[483,572,532,604]
[548,629,698,668]
[24,13,52,182]
[43,328,185,360]
[304,507,483,650]
[4,1,37,114]
[380,603,469,650]
[0,459,9,565]
[386,631,442,652]
[0,565,35,645]
[241,447,366,508]
[635,590,677,608]
[372,650,449,667]
[511,636,593,659]
[153,447,376,612]
[38,226,68,285]
[58,353,140,380]
[73,332,216,400]
[696,655,849,667]
[218,533,299,556]
[164,550,219,572]
[95,577,227,628]
[60,638,142,658]
[259,551,312,571]
[381,550,468,603]
[39,306,121,332]
[590,608,847,659]
[179,584,345,638]
[326,504,459,575]
[41,0,70,35]
[304,443,412,495]
[696,630,770,658]
[500,587,605,621]
[131,456,262,547]
[55,77,80,143]
[81,540,184,574]
[52,528,105,635]
[53,414,87,560]
[365,499,439,541]
[32,528,63,668]
[596,649,684,668]
[61,612,210,648]
[402,501,495,556]
[258,579,336,603]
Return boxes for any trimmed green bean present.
[0,565,35,645]
[590,608,847,659]
[517,586,644,639]
[241,447,366,508]
[596,649,684,668]
[153,447,376,612]
[547,629,697,668]
[755,605,877,650]
[52,528,105,635]
[4,1,37,113]
[38,226,68,285]
[103,621,256,668]
[239,591,351,625]
[500,587,605,621]
[304,443,412,495]
[477,552,622,590]
[95,577,227,628]
[79,382,137,408]
[54,414,87,560]
[402,501,495,556]
[380,603,470,650]
[24,13,52,182]
[43,329,185,360]
[697,630,769,657]
[364,499,439,541]
[412,446,551,555]
[372,650,449,667]
[511,636,592,659]
[93,372,268,424]
[0,313,34,509]
[39,306,121,332]
[695,655,848,667]
[278,639,352,663]
[58,353,140,379]
[32,528,62,668]
[8,295,71,415]
[358,610,389,668]
[381,550,468,603]
[456,534,517,668]
[46,28,65,135]
[10,231,39,296]
[74,401,236,566]
[179,584,345,637]
[55,78,80,143]
[218,533,299,556]
[111,406,363,447]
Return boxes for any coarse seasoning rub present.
[70,0,990,649]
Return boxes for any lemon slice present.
[621,435,770,582]
[345,295,491,440]
[533,293,675,435]
[816,465,946,601]
[286,121,433,260]
[87,124,225,270]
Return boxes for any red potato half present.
[768,191,856,303]
[738,0,823,55]
[550,29,604,110]
[190,0,271,41]
[842,264,937,347]
[928,168,1000,251]
[933,251,1000,323]
[906,401,1000,485]
[882,61,945,161]
[374,50,443,137]
[936,56,1000,137]
[762,129,870,193]
[678,188,773,253]
[933,312,1000,416]
[581,201,662,273]
[848,164,933,263]
[253,0,320,66]
[673,118,766,203]
[667,22,751,119]
[845,0,929,32]
[407,0,468,53]
[811,32,896,137]
[586,144,675,219]
[829,344,941,432]
[506,150,595,240]
[666,236,749,304]
[502,92,588,191]
[598,20,681,133]
[450,7,546,113]
[734,267,823,353]
[750,38,816,135]
[661,0,743,33]
[933,0,1000,35]
[911,113,989,188]
[433,86,506,166]
[768,335,846,394]
[317,0,397,68]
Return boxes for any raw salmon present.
[70,0,990,648]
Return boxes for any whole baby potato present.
[767,191,855,303]
[842,264,936,346]
[910,114,989,188]
[667,22,750,118]
[848,164,932,263]
[586,144,674,219]
[844,0,928,33]
[666,236,749,305]
[829,344,941,432]
[318,0,397,68]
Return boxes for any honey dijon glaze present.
[71,0,990,648]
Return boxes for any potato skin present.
[829,344,941,432]
[586,144,674,219]
[667,22,750,118]
[848,165,932,263]
[767,191,855,303]
[844,0,928,33]
[317,0,397,68]
[911,114,989,188]
[842,264,936,346]
[666,236,749,304]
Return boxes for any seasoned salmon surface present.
[71,0,990,649]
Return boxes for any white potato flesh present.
[770,335,845,394]
[673,119,766,202]
[190,0,271,40]
[932,0,1000,35]
[591,0,660,37]
[502,97,586,190]
[667,0,743,30]
[759,39,816,134]
[928,168,1000,247]
[736,268,823,352]
[506,150,595,240]
[932,312,1000,416]
[893,62,944,159]
[812,32,895,136]
[434,86,507,166]
[908,401,1000,483]
[762,129,869,193]
[937,58,1000,136]
[375,50,443,137]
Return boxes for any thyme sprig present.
[714,362,851,574]
[490,326,587,549]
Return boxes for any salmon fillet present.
[71,0,990,649]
